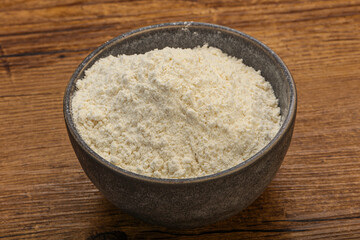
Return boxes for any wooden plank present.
[1,0,360,239]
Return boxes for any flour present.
[71,45,281,179]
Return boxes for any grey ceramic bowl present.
[63,22,296,229]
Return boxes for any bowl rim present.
[63,21,297,184]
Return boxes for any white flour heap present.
[72,45,281,179]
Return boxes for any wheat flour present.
[71,45,281,179]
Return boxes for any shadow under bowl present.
[63,22,297,229]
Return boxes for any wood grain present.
[1,0,360,239]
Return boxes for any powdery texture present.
[72,46,281,179]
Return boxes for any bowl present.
[63,22,297,228]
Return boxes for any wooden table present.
[1,0,360,239]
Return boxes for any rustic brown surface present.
[1,0,360,239]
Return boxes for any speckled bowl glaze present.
[64,22,297,229]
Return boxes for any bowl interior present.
[65,22,295,181]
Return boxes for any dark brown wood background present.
[1,0,360,239]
